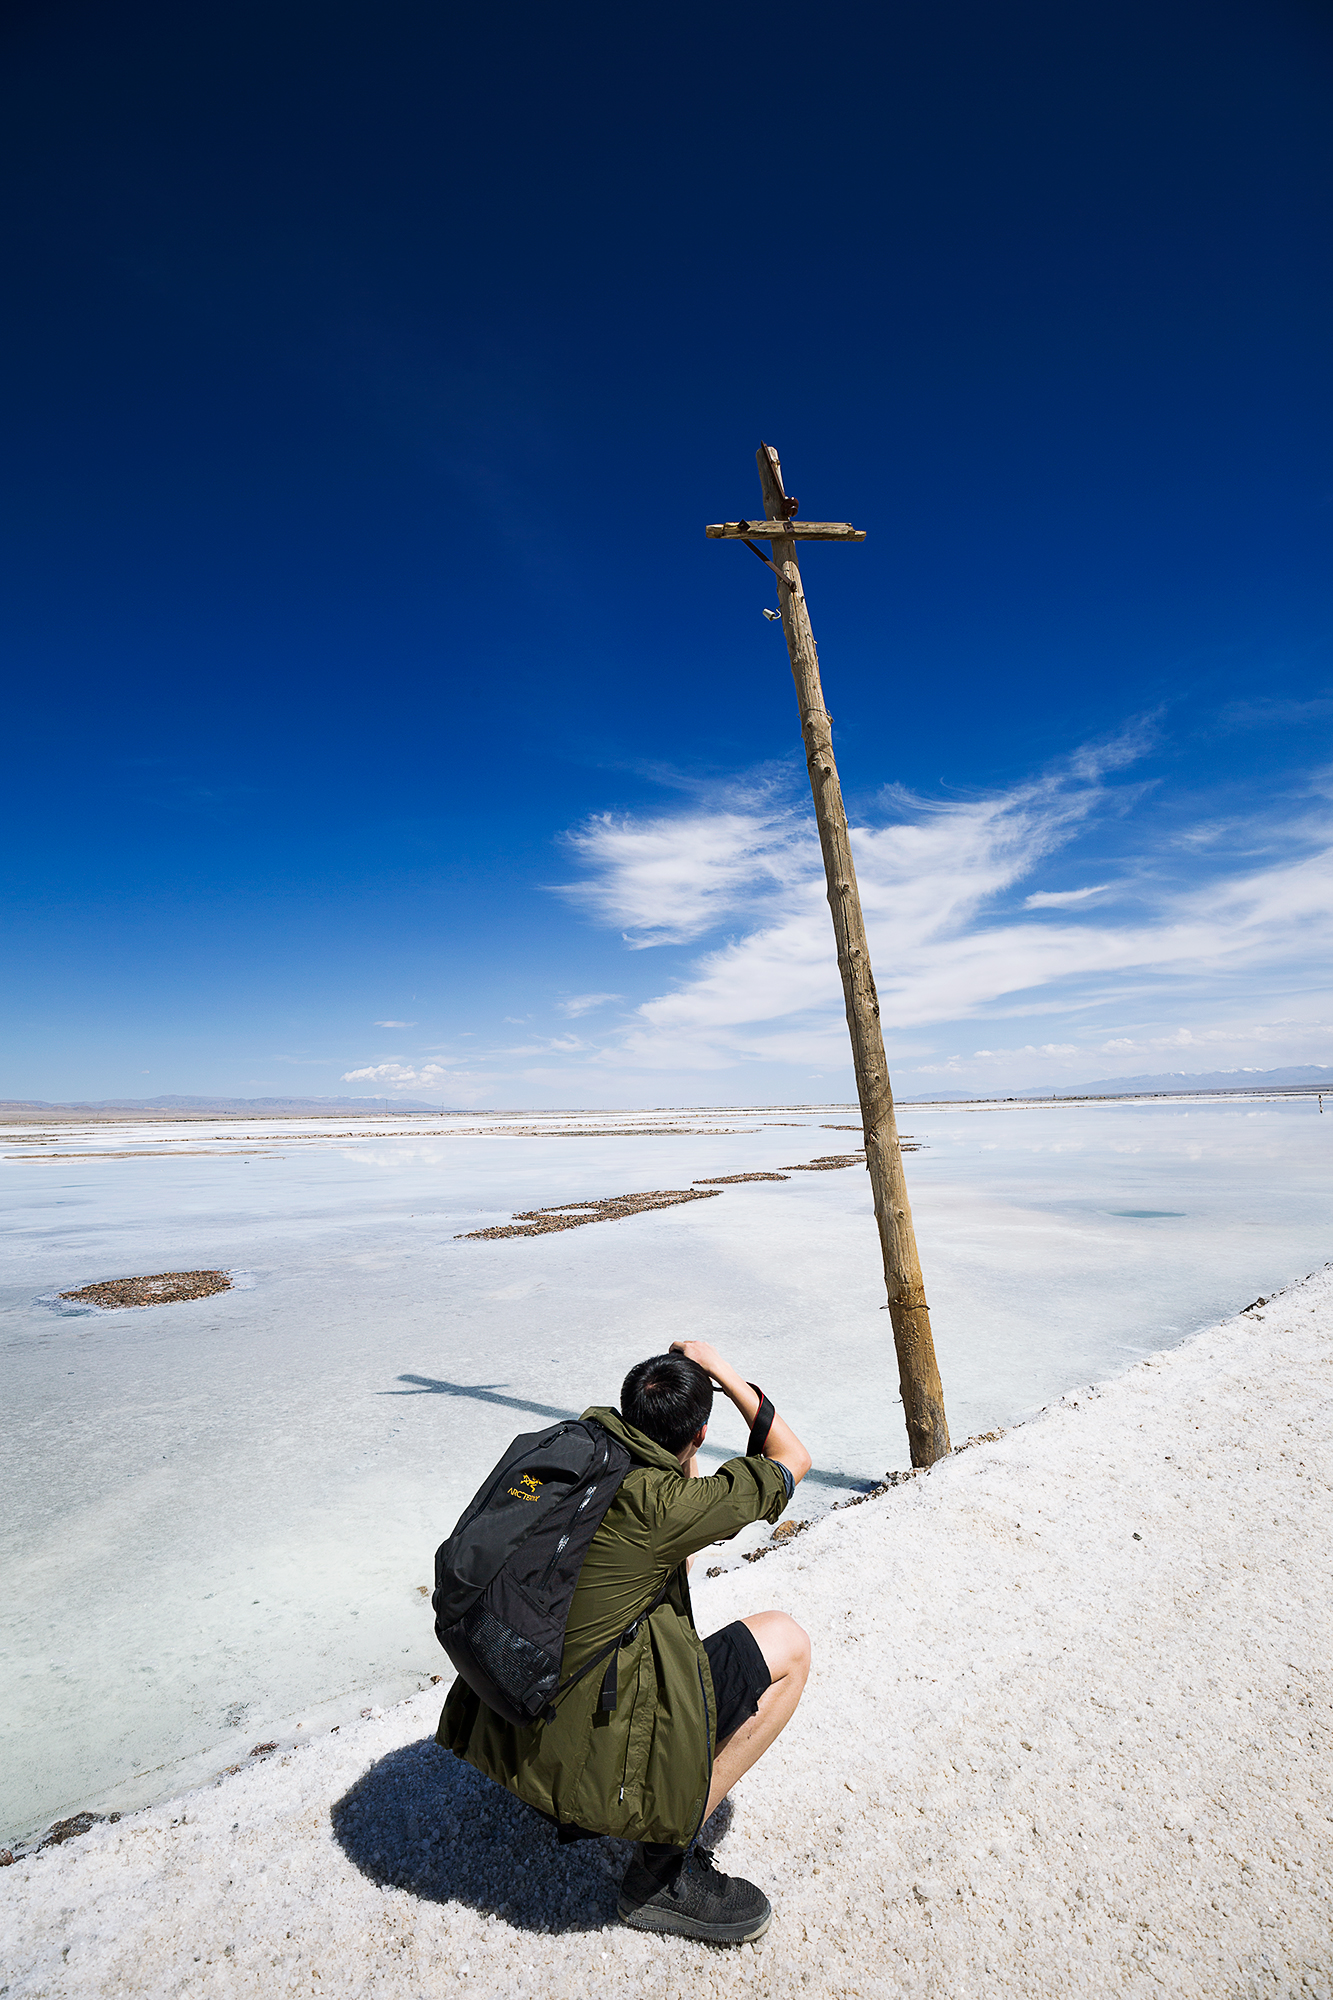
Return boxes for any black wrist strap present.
[747,1382,776,1457]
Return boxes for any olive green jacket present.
[436,1406,792,1847]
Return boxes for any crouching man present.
[437,1339,812,1943]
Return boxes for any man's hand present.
[671,1339,725,1381]
[669,1340,811,1488]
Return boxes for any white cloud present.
[1023,884,1111,908]
[491,1034,589,1057]
[557,792,811,947]
[558,992,624,1016]
[341,1061,452,1090]
[1096,1020,1333,1059]
[550,743,1333,1088]
[373,1020,417,1028]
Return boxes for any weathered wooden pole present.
[706,443,950,1466]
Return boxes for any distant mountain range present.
[902,1065,1330,1102]
[2,1067,1328,1119]
[0,1094,454,1114]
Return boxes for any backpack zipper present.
[538,1436,611,1592]
[538,1482,594,1590]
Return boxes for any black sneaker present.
[618,1844,772,1944]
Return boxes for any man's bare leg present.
[703,1611,810,1822]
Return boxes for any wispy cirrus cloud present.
[1023,883,1111,908]
[556,776,814,948]
[549,738,1333,1088]
[558,992,624,1016]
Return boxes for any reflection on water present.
[903,1094,1329,1444]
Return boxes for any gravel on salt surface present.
[3,1267,1330,1999]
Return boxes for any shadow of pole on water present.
[385,1375,874,1493]
[383,1376,571,1422]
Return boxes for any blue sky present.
[3,0,1330,1106]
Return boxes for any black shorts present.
[703,1620,771,1743]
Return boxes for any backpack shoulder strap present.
[542,1568,675,1721]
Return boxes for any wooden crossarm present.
[705,520,866,541]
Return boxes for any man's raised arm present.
[669,1340,812,1488]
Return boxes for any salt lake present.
[2,1094,1327,1844]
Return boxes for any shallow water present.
[2,1096,1327,1841]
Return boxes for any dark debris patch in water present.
[457,1188,721,1240]
[693,1172,790,1184]
[59,1270,233,1308]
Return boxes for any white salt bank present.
[3,1264,1329,1998]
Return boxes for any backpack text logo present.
[507,1474,543,1503]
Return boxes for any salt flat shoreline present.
[4,1270,1331,1999]
[0,1082,1324,1134]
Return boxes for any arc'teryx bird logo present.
[507,1474,543,1503]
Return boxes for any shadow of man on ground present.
[331,1737,734,1935]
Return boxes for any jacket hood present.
[582,1405,685,1476]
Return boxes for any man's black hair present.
[621,1353,714,1456]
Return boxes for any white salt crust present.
[3,1268,1330,1999]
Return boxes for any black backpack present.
[433,1416,658,1727]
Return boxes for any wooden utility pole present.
[706,443,950,1467]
